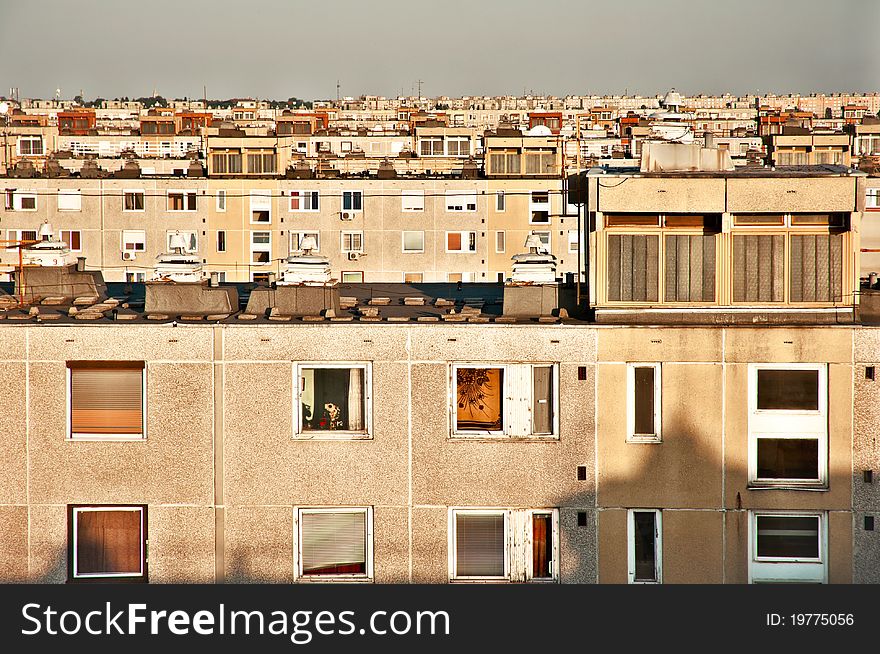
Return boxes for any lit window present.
[295,364,371,438]
[68,506,147,582]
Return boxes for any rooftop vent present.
[151,231,204,283]
[22,220,78,268]
[509,233,557,283]
[279,235,333,285]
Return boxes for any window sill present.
[626,436,662,444]
[296,576,373,583]
[747,483,828,491]
[68,435,146,441]
[449,435,558,443]
[294,432,372,441]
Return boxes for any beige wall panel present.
[225,505,293,583]
[0,362,27,504]
[597,509,627,583]
[727,177,856,213]
[0,506,28,582]
[148,506,215,583]
[663,510,723,583]
[828,510,853,584]
[598,327,722,363]
[598,177,727,213]
[723,327,852,364]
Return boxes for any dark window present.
[633,367,655,435]
[757,369,819,410]
[633,511,658,582]
[532,514,553,579]
[756,515,819,558]
[607,234,659,302]
[733,234,785,303]
[664,234,716,302]
[68,506,147,582]
[757,439,820,479]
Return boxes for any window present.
[166,230,198,253]
[68,506,147,582]
[627,363,661,442]
[341,231,363,253]
[868,189,880,209]
[4,188,14,210]
[17,136,44,156]
[247,152,276,175]
[67,361,145,440]
[445,191,477,212]
[250,191,272,223]
[289,190,319,212]
[627,509,662,584]
[420,137,444,156]
[123,190,145,212]
[568,230,579,254]
[402,231,425,253]
[404,272,423,283]
[216,230,227,253]
[495,231,506,254]
[121,230,146,252]
[57,189,82,212]
[340,141,352,153]
[60,230,82,252]
[446,231,477,253]
[126,272,146,282]
[7,191,37,211]
[166,190,197,212]
[295,508,373,581]
[401,190,425,212]
[451,363,557,437]
[449,509,558,582]
[607,234,660,302]
[748,364,827,488]
[295,364,371,438]
[212,150,242,174]
[216,189,226,212]
[291,231,320,252]
[446,137,469,157]
[341,271,364,283]
[531,231,551,251]
[343,191,363,212]
[5,229,37,250]
[749,511,826,583]
[496,191,506,212]
[529,191,551,224]
[250,231,271,264]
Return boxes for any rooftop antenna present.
[417,79,423,103]
[336,80,340,104]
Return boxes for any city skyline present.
[1,0,878,101]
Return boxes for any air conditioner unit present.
[122,251,136,261]
[340,211,354,221]
[347,251,361,261]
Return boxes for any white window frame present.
[249,190,272,224]
[216,189,226,212]
[12,191,37,212]
[340,231,363,253]
[216,230,227,253]
[250,230,271,265]
[626,363,662,443]
[71,506,146,580]
[529,191,552,224]
[342,190,363,213]
[66,366,147,441]
[495,231,506,254]
[290,231,320,253]
[867,188,880,209]
[450,363,559,438]
[446,137,470,157]
[293,507,374,582]
[166,190,197,212]
[445,231,477,253]
[748,510,827,584]
[531,230,551,252]
[402,230,425,253]
[445,190,477,213]
[401,190,425,212]
[59,230,82,252]
[568,230,579,254]
[448,508,559,583]
[341,271,364,283]
[294,362,373,440]
[627,509,662,584]
[57,189,82,212]
[289,190,320,212]
[121,229,146,252]
[122,189,145,213]
[16,136,44,157]
[747,363,828,488]
[496,191,506,212]
[166,230,198,254]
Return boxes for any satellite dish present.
[0,102,8,116]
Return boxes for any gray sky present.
[1,0,878,101]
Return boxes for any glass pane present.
[403,232,424,251]
[301,368,365,432]
[456,514,504,577]
[532,366,553,434]
[633,512,657,581]
[301,511,366,575]
[756,516,819,558]
[456,368,503,431]
[757,369,819,410]
[76,509,142,575]
[633,367,655,435]
[757,438,819,479]
[447,232,462,251]
[532,514,553,578]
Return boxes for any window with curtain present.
[68,362,145,439]
[298,509,371,579]
[297,365,370,437]
[69,506,147,582]
[453,364,556,437]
